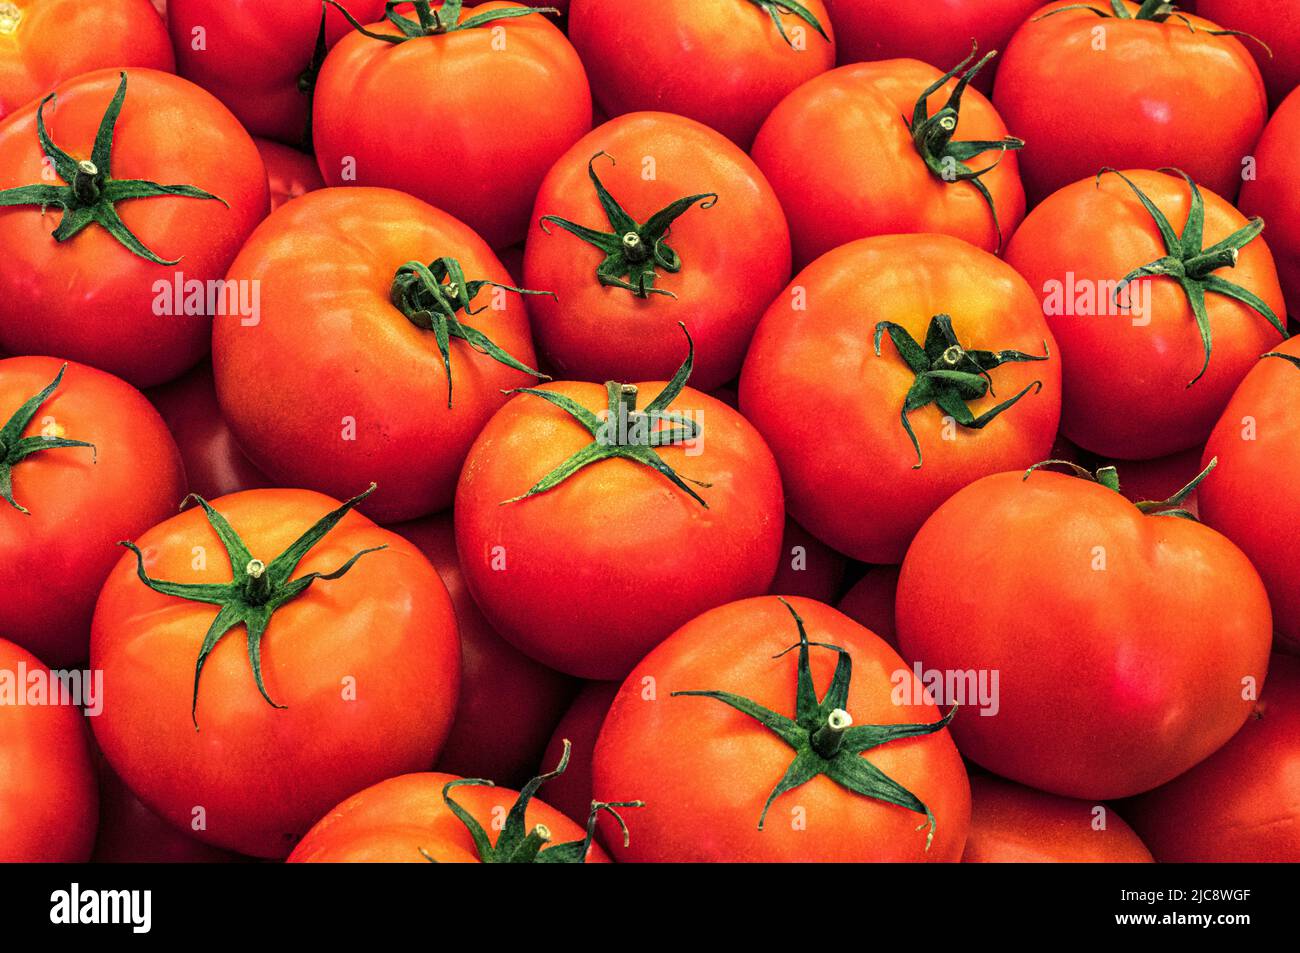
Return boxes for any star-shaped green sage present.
[324,0,556,42]
[745,0,829,46]
[0,364,96,514]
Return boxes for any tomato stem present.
[324,0,558,45]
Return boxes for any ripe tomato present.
[568,0,834,149]
[837,566,901,650]
[962,774,1152,863]
[455,331,784,679]
[1005,169,1286,459]
[1123,653,1300,862]
[740,233,1061,564]
[752,51,1026,267]
[213,187,545,524]
[1197,0,1300,108]
[254,137,324,212]
[524,113,791,390]
[0,69,268,388]
[897,464,1274,799]
[394,512,576,787]
[769,517,847,603]
[0,0,173,120]
[147,362,269,500]
[592,596,971,861]
[1200,339,1300,652]
[994,1,1267,204]
[538,680,620,829]
[0,357,185,668]
[91,487,461,858]
[314,1,591,248]
[168,0,386,144]
[0,637,98,862]
[1239,86,1300,319]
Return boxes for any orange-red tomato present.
[1197,0,1300,108]
[538,681,620,829]
[1239,86,1300,319]
[254,137,324,212]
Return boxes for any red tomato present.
[592,596,971,861]
[0,69,268,388]
[455,337,784,679]
[1239,86,1300,319]
[213,187,544,524]
[769,517,847,603]
[524,112,792,390]
[254,137,324,212]
[1005,169,1286,459]
[962,774,1153,863]
[1123,653,1300,862]
[1201,339,1300,652]
[897,465,1274,799]
[568,0,834,148]
[837,566,900,650]
[394,512,576,787]
[538,680,619,829]
[0,638,98,862]
[91,487,461,857]
[1197,0,1300,108]
[0,0,174,120]
[169,0,386,144]
[146,362,269,500]
[314,1,591,248]
[994,1,1267,204]
[740,234,1061,563]
[0,357,185,668]
[753,53,1026,268]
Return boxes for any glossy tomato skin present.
[0,68,269,388]
[836,566,901,650]
[753,60,1025,268]
[169,0,386,143]
[1197,0,1300,108]
[213,187,541,524]
[394,512,576,788]
[1239,87,1300,319]
[0,638,98,862]
[254,137,324,212]
[287,772,609,863]
[1005,170,1285,460]
[897,469,1274,799]
[538,680,620,829]
[568,0,834,149]
[1200,337,1300,652]
[0,0,174,119]
[994,1,1266,204]
[0,357,186,668]
[313,3,591,249]
[592,597,971,862]
[91,489,461,858]
[1123,654,1300,862]
[524,112,792,390]
[768,517,847,603]
[740,234,1061,564]
[455,382,784,680]
[962,774,1152,863]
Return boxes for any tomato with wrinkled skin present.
[994,1,1266,204]
[568,0,834,149]
[0,638,98,862]
[768,517,847,603]
[0,68,268,388]
[1201,337,1300,653]
[91,488,461,858]
[254,137,324,212]
[962,774,1153,863]
[314,2,591,249]
[1239,86,1300,320]
[0,357,185,668]
[395,512,576,788]
[169,0,386,144]
[592,596,971,862]
[897,467,1274,799]
[214,187,542,524]
[837,566,900,651]
[1005,169,1286,460]
[753,58,1025,268]
[538,680,619,829]
[0,0,174,120]
[740,234,1061,564]
[1197,0,1300,108]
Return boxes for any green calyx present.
[0,364,96,515]
[325,0,556,43]
[673,598,957,849]
[1264,351,1300,372]
[501,322,712,506]
[0,72,227,266]
[120,485,386,728]
[875,313,1049,469]
[1100,168,1288,388]
[1040,0,1272,49]
[423,741,645,864]
[1023,457,1216,520]
[540,152,718,299]
[907,43,1024,253]
[744,0,829,47]
[390,257,553,408]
